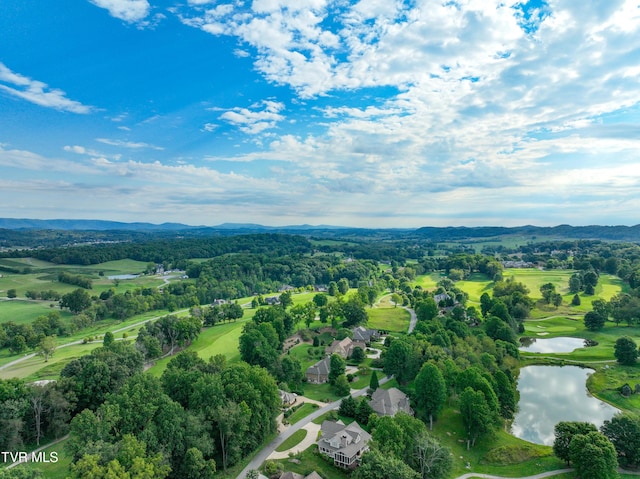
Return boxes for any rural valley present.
[0,224,639,479]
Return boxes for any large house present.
[369,387,414,417]
[325,337,366,359]
[317,420,371,468]
[352,326,380,343]
[305,356,331,384]
[280,472,323,479]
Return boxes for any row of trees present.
[553,415,640,478]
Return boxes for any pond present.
[511,365,618,445]
[519,336,587,353]
[107,274,139,280]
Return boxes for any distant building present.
[306,357,331,384]
[264,296,280,305]
[369,387,413,417]
[325,337,367,359]
[352,326,380,344]
[279,390,297,406]
[279,472,323,479]
[317,420,371,468]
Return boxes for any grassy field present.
[367,303,410,332]
[5,437,73,479]
[275,429,307,452]
[146,318,248,377]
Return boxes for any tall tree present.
[459,387,494,449]
[553,421,597,466]
[601,412,640,469]
[414,362,446,429]
[569,431,618,479]
[328,354,346,385]
[37,336,56,362]
[614,336,638,365]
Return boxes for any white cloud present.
[0,62,93,114]
[88,0,150,23]
[218,100,285,134]
[96,138,165,150]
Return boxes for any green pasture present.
[0,341,104,381]
[456,273,492,303]
[588,363,640,411]
[367,304,410,332]
[146,319,248,377]
[414,273,442,290]
[0,299,73,325]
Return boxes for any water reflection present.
[511,366,618,445]
[519,336,586,353]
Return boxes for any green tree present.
[355,397,374,425]
[339,395,357,417]
[571,294,581,306]
[383,338,414,384]
[342,297,368,327]
[60,288,92,314]
[614,336,638,365]
[37,335,56,362]
[353,449,420,479]
[584,311,606,331]
[414,362,446,429]
[553,421,597,466]
[337,278,350,295]
[313,293,328,307]
[328,354,346,385]
[569,431,618,479]
[369,370,380,391]
[7,289,17,299]
[351,346,365,363]
[391,293,402,307]
[333,374,351,396]
[412,431,452,479]
[601,412,640,469]
[459,387,494,449]
[416,298,438,322]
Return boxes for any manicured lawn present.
[146,319,248,377]
[301,381,344,403]
[367,305,410,332]
[0,340,105,380]
[456,273,492,303]
[275,429,307,452]
[270,446,349,479]
[286,402,320,425]
[414,273,442,290]
[431,406,562,478]
[288,343,325,372]
[0,299,74,325]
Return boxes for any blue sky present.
[1,0,639,228]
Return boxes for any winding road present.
[0,308,190,373]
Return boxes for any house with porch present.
[317,420,371,468]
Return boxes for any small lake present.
[511,365,618,445]
[107,274,139,280]
[519,336,586,353]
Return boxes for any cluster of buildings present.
[305,326,379,384]
[296,326,415,471]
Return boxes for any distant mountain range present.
[1,218,640,242]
